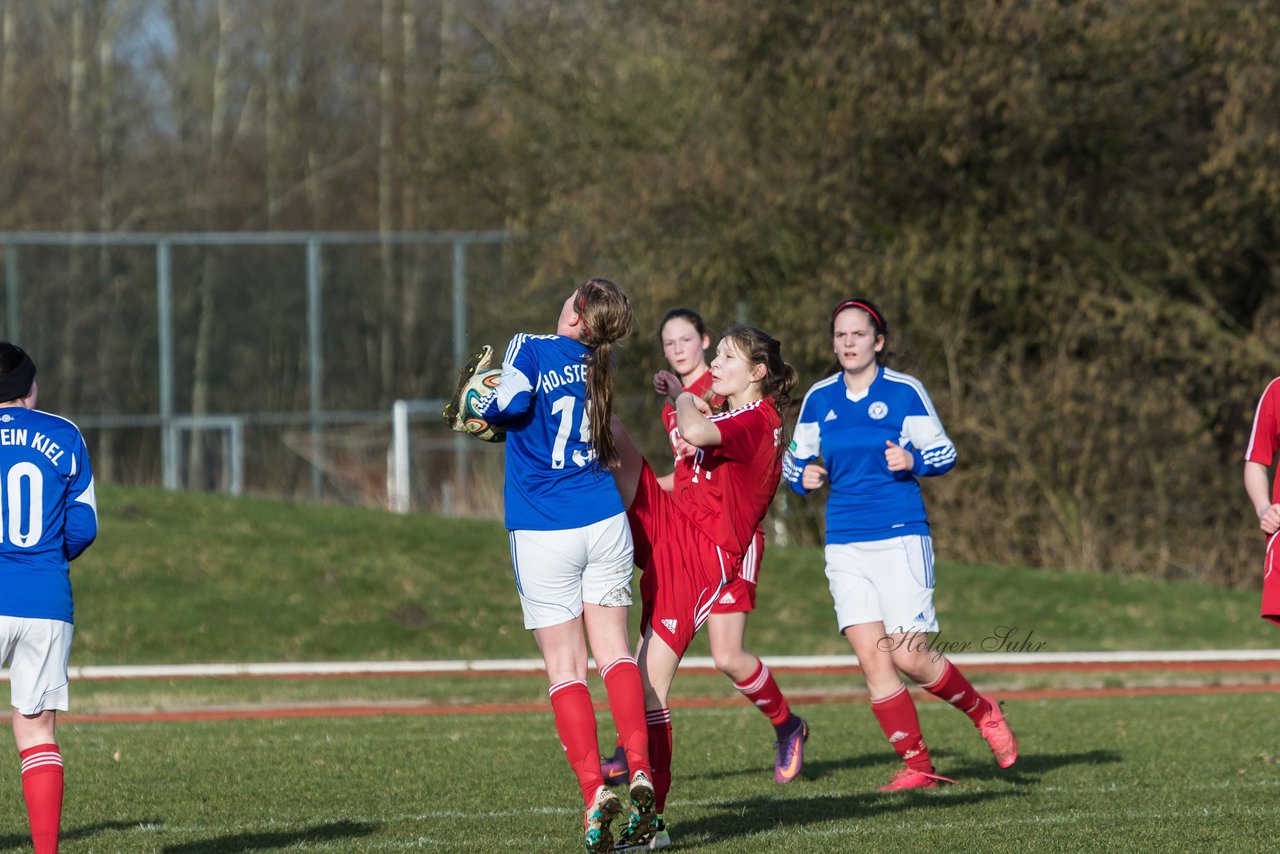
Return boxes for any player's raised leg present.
[708,611,807,783]
[887,584,1018,771]
[846,623,946,790]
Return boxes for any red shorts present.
[628,462,731,657]
[1263,533,1280,626]
[710,529,763,614]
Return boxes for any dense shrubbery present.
[2,0,1276,582]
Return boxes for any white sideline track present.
[30,648,1280,680]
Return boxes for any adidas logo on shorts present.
[661,618,678,634]
[718,591,736,605]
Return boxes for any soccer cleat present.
[977,696,1018,768]
[600,744,630,787]
[613,814,670,851]
[615,770,656,847]
[773,716,809,783]
[584,785,623,854]
[877,766,957,791]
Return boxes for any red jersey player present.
[607,324,799,851]
[604,309,805,793]
[1244,376,1280,625]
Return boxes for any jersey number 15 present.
[550,396,596,470]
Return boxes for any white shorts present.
[0,617,73,715]
[825,535,938,635]
[509,512,634,630]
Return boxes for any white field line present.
[13,648,1279,681]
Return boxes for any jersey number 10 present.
[0,462,45,548]
[550,396,596,470]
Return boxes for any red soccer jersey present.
[1245,377,1280,503]
[672,398,783,559]
[661,369,720,480]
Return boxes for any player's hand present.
[802,464,828,490]
[885,440,914,472]
[1259,503,1280,535]
[672,434,697,461]
[653,370,683,402]
[681,392,713,416]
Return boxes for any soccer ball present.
[455,367,506,443]
[444,345,507,443]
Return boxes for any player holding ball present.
[453,279,655,853]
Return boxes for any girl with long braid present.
[471,278,655,853]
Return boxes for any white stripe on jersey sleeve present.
[900,414,952,455]
[74,477,98,515]
[883,368,941,420]
[477,333,536,414]
[1245,377,1280,461]
[791,374,841,459]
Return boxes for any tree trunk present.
[61,0,89,403]
[378,0,399,396]
[399,0,422,393]
[188,0,233,489]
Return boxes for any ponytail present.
[574,278,634,470]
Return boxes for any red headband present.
[831,299,883,329]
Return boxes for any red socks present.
[548,680,603,806]
[732,660,792,726]
[20,743,62,854]
[870,685,932,772]
[600,657,651,778]
[922,659,991,725]
[645,708,673,813]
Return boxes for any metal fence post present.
[157,240,178,490]
[4,244,18,342]
[451,239,469,515]
[307,237,324,501]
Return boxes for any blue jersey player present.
[783,299,1016,791]
[471,279,656,853]
[0,343,97,854]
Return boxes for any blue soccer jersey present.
[783,366,955,543]
[0,408,98,623]
[473,334,625,531]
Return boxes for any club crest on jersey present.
[0,414,11,423]
[868,401,889,420]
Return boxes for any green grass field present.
[0,694,1275,852]
[0,485,1275,852]
[76,485,1273,665]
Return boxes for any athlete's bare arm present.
[674,392,721,448]
[1244,461,1280,534]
